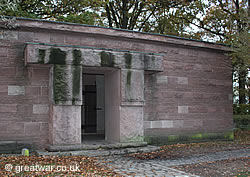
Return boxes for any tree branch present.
[105,4,113,27]
[138,4,157,31]
[109,2,120,28]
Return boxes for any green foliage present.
[233,115,250,130]
[57,12,98,25]
[0,0,102,24]
[233,104,250,115]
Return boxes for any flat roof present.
[3,16,231,51]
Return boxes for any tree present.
[103,0,195,30]
[0,0,103,25]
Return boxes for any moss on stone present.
[38,49,45,64]
[168,135,179,142]
[191,133,203,140]
[53,65,68,104]
[48,48,66,64]
[123,136,144,142]
[72,49,82,65]
[126,70,132,87]
[100,51,115,67]
[124,53,132,69]
[145,131,234,145]
[72,66,81,105]
[224,131,234,140]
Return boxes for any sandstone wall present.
[0,18,233,148]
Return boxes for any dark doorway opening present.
[82,73,105,142]
[84,85,97,133]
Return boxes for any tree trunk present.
[239,70,247,104]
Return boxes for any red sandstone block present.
[203,119,233,132]
[41,87,48,96]
[0,48,8,57]
[189,106,208,113]
[25,86,41,96]
[207,106,217,113]
[80,36,97,46]
[0,104,17,112]
[8,47,24,60]
[24,122,41,136]
[0,85,8,93]
[31,68,49,81]
[7,122,24,135]
[65,35,81,45]
[15,67,25,78]
[50,33,65,44]
[17,104,33,117]
[32,114,49,122]
[0,67,15,78]
[155,105,177,113]
[0,123,8,133]
[34,32,50,43]
[18,31,34,41]
[40,122,49,136]
[183,120,203,129]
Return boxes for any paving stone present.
[96,148,250,177]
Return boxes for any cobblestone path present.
[98,148,250,177]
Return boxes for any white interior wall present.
[96,75,105,134]
[105,69,121,142]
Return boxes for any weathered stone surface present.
[33,104,49,114]
[1,30,18,40]
[24,122,41,136]
[37,145,159,157]
[47,141,147,152]
[8,86,25,96]
[52,65,82,105]
[156,75,168,84]
[0,18,233,150]
[50,105,81,145]
[121,69,144,102]
[144,54,163,71]
[178,106,189,114]
[120,106,144,143]
[25,43,163,72]
[0,104,17,113]
[144,120,174,129]
[177,77,188,85]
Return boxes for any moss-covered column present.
[119,53,145,143]
[47,48,82,145]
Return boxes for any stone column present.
[49,64,82,145]
[120,69,145,142]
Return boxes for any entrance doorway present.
[82,73,105,141]
[81,67,121,143]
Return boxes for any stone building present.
[0,18,233,151]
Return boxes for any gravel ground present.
[126,130,250,176]
[173,157,249,177]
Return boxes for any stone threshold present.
[47,141,148,152]
[36,145,160,157]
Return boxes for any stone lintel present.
[25,43,163,72]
